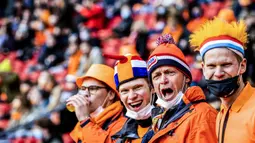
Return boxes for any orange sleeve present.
[70,119,110,143]
[70,122,83,143]
[83,121,111,142]
[70,117,126,143]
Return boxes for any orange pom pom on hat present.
[76,64,119,96]
[147,34,192,85]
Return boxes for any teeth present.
[130,101,142,106]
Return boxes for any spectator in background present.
[113,4,133,38]
[27,71,61,115]
[67,64,126,143]
[162,6,184,44]
[0,19,15,53]
[66,38,82,76]
[38,71,62,111]
[37,33,65,69]
[7,95,33,129]
[52,0,75,32]
[0,71,20,103]
[74,0,105,31]
[19,80,33,96]
[14,19,34,61]
[130,20,150,60]
[186,6,207,33]
[244,13,255,85]
[34,117,63,143]
[162,6,191,55]
[76,41,103,76]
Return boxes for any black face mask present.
[206,76,240,98]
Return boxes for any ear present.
[201,61,205,74]
[151,88,155,94]
[107,90,115,101]
[239,58,247,75]
[185,77,190,83]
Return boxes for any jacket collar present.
[112,118,139,139]
[231,82,255,112]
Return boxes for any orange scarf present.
[92,101,123,126]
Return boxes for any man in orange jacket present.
[190,17,255,143]
[146,34,218,143]
[105,53,154,143]
[66,64,126,143]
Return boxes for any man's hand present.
[66,94,91,121]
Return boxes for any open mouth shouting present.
[160,88,174,101]
[128,100,143,112]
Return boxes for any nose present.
[79,88,90,97]
[128,90,138,100]
[214,67,225,80]
[159,74,168,84]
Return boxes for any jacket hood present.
[183,86,206,104]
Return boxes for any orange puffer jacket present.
[149,86,218,143]
[70,101,127,143]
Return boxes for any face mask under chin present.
[125,103,153,120]
[156,91,184,110]
[206,75,240,98]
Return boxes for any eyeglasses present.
[78,85,108,95]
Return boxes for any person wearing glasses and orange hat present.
[190,18,255,143]
[66,64,127,143]
[105,53,154,143]
[147,34,217,143]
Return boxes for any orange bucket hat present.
[76,64,119,96]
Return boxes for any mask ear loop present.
[101,90,112,108]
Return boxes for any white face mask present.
[90,106,104,118]
[125,103,153,120]
[156,91,184,110]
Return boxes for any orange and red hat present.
[147,34,192,84]
[104,54,147,89]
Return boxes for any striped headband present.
[200,35,244,58]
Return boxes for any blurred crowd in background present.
[0,0,254,142]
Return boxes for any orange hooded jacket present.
[70,101,127,143]
[217,82,255,143]
[149,86,218,143]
